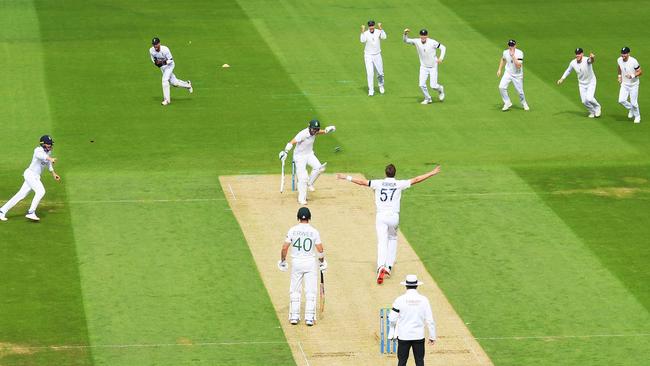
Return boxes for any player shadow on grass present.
[150,97,191,103]
[552,110,588,117]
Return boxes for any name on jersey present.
[382,182,397,187]
[292,231,315,237]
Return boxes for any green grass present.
[1,0,649,365]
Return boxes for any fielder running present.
[617,46,643,123]
[279,120,336,205]
[278,207,327,326]
[149,37,193,106]
[403,29,446,104]
[497,39,529,111]
[360,20,387,96]
[336,164,441,284]
[0,135,61,222]
[557,48,601,118]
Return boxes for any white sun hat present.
[400,274,423,286]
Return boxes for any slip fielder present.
[337,164,441,284]
[279,120,336,205]
[557,48,601,118]
[360,20,387,96]
[617,46,643,123]
[497,39,529,111]
[0,135,61,222]
[278,207,327,326]
[403,28,446,104]
[149,37,193,106]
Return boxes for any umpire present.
[387,274,436,366]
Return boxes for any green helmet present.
[308,119,321,135]
[297,207,311,220]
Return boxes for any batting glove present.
[278,260,288,272]
[319,260,328,272]
[279,151,288,161]
[325,126,336,134]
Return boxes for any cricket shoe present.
[502,101,512,111]
[522,102,530,111]
[308,185,316,192]
[595,107,602,117]
[634,116,641,124]
[25,213,40,221]
[298,199,307,205]
[420,98,432,105]
[188,80,193,93]
[368,90,375,97]
[0,211,7,221]
[161,99,170,106]
[290,319,299,325]
[588,113,595,118]
[376,267,387,284]
[384,266,392,278]
[628,110,634,119]
[305,319,314,327]
[379,85,385,94]
[438,85,445,101]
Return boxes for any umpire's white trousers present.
[289,257,318,321]
[376,211,400,270]
[294,153,323,203]
[499,72,526,104]
[364,53,384,93]
[578,81,600,113]
[619,83,640,117]
[0,170,45,215]
[161,63,191,101]
[419,64,442,100]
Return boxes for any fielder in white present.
[557,48,601,118]
[403,28,446,104]
[617,46,643,124]
[278,207,327,326]
[279,119,336,205]
[360,20,386,96]
[497,39,529,111]
[149,37,192,106]
[337,164,441,284]
[0,135,61,222]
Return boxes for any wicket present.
[379,307,397,354]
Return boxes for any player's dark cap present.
[508,39,516,46]
[297,207,311,220]
[621,46,631,54]
[151,37,161,45]
[368,20,375,26]
[308,119,321,129]
[419,29,428,36]
[39,135,53,145]
[575,47,584,54]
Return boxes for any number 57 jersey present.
[370,178,412,214]
[286,223,322,259]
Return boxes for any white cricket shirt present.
[149,45,174,66]
[369,178,411,214]
[618,56,641,86]
[285,223,322,259]
[562,58,596,86]
[293,128,316,156]
[503,49,524,76]
[390,289,436,341]
[404,36,444,68]
[360,29,386,55]
[26,146,53,176]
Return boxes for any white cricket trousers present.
[161,63,191,102]
[578,81,600,114]
[289,257,318,321]
[499,72,526,105]
[364,53,384,93]
[293,153,323,203]
[619,83,640,118]
[376,211,400,270]
[0,171,45,215]
[419,64,442,100]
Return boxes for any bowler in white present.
[497,39,529,111]
[557,48,601,118]
[149,37,193,106]
[360,20,387,96]
[403,28,446,104]
[617,46,643,123]
[0,135,61,222]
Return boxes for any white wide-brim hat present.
[400,274,423,286]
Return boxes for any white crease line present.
[67,198,225,204]
[27,341,287,350]
[461,333,484,365]
[228,184,237,201]
[297,341,310,366]
[474,333,650,340]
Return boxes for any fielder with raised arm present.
[149,37,193,106]
[278,207,327,326]
[336,164,441,284]
[360,20,387,96]
[279,120,336,205]
[557,48,601,118]
[497,39,529,111]
[617,47,643,123]
[0,135,61,222]
[403,29,446,104]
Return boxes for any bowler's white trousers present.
[0,170,46,214]
[376,211,400,270]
